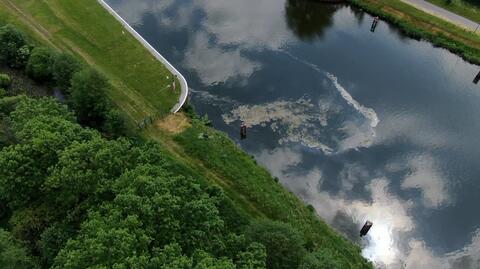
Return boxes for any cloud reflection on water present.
[106,0,480,267]
[401,155,449,209]
[183,32,261,86]
[112,0,295,85]
[254,147,479,269]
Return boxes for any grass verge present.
[349,0,480,64]
[426,0,480,24]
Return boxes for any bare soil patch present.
[156,113,190,134]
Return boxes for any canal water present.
[106,0,480,268]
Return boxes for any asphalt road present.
[401,0,479,32]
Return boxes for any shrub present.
[182,103,197,119]
[0,25,28,68]
[245,220,306,269]
[26,47,55,81]
[306,204,315,213]
[102,109,127,138]
[0,95,28,115]
[52,53,82,92]
[13,45,31,69]
[299,249,342,269]
[0,74,11,88]
[69,68,109,128]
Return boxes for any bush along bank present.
[0,23,127,137]
[348,0,480,65]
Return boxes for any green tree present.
[52,53,82,92]
[14,115,94,147]
[9,205,55,251]
[0,25,27,67]
[0,229,38,269]
[103,108,127,138]
[52,209,152,269]
[299,249,342,269]
[0,74,11,89]
[0,95,28,115]
[236,243,267,269]
[0,97,93,208]
[69,68,110,128]
[9,97,74,129]
[112,165,225,254]
[39,223,75,267]
[0,117,94,209]
[0,115,14,149]
[13,45,31,69]
[26,47,55,81]
[245,220,306,269]
[52,164,229,268]
[0,144,49,208]
[45,138,139,210]
[148,244,192,268]
[192,251,236,269]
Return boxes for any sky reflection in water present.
[107,0,480,268]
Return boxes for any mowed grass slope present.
[0,0,179,122]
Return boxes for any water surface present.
[107,0,480,268]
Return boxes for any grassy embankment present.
[0,0,371,268]
[0,0,178,124]
[426,0,480,23]
[349,0,480,64]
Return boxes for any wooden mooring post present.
[360,220,373,237]
[240,123,247,140]
[371,17,379,32]
[473,71,480,84]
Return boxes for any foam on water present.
[281,50,380,128]
[326,73,380,128]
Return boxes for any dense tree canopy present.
[246,220,306,269]
[0,97,93,209]
[0,96,272,269]
[299,249,342,269]
[0,229,38,269]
